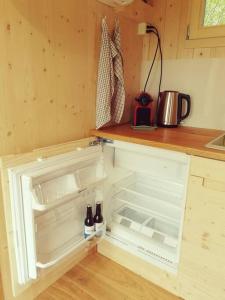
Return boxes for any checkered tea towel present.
[96,18,115,129]
[96,18,125,129]
[111,20,125,124]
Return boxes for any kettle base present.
[157,124,179,128]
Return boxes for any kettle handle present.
[178,93,191,122]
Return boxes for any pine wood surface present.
[0,274,3,300]
[91,123,225,161]
[143,0,225,60]
[0,0,148,156]
[178,156,225,299]
[36,253,182,300]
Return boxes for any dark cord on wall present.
[143,25,163,126]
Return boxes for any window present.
[188,0,225,40]
[204,0,225,27]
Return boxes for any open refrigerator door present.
[8,144,108,286]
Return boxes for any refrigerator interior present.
[103,141,190,272]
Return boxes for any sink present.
[206,133,225,151]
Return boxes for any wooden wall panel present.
[163,0,181,59]
[147,0,166,60]
[193,47,212,58]
[0,0,149,157]
[147,0,225,59]
[214,46,225,57]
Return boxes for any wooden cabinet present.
[179,156,225,300]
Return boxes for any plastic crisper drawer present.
[111,203,179,249]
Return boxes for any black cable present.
[143,25,163,126]
[156,31,163,126]
[143,41,159,92]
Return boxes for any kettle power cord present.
[143,25,163,126]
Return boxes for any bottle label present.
[95,222,104,231]
[84,225,95,238]
[95,222,104,237]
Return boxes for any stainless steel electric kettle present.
[157,91,191,127]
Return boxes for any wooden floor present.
[36,253,182,300]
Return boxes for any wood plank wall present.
[143,0,225,61]
[0,0,151,156]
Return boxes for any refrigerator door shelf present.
[32,177,106,212]
[36,223,106,269]
[28,155,106,211]
[34,192,104,269]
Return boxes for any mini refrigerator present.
[7,138,190,294]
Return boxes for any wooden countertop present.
[91,124,225,161]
